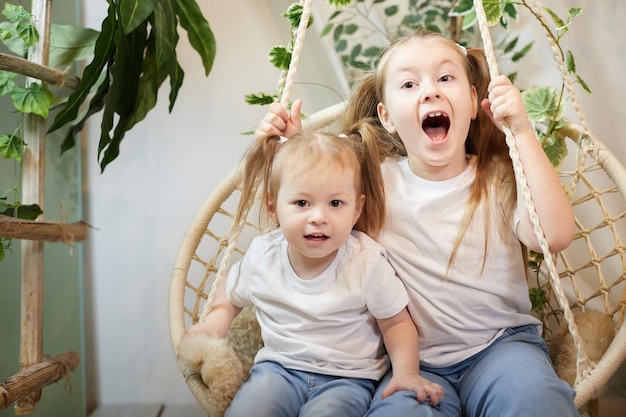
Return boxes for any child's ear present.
[267,194,278,225]
[471,86,478,119]
[353,194,365,225]
[377,103,397,134]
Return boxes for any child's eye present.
[401,81,416,89]
[440,74,452,82]
[330,200,342,208]
[295,200,308,207]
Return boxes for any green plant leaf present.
[97,19,148,171]
[152,0,178,70]
[245,92,276,105]
[568,7,583,19]
[541,133,568,168]
[284,3,314,28]
[483,0,504,26]
[1,203,43,220]
[49,24,99,68]
[522,86,561,123]
[48,0,117,134]
[384,5,399,17]
[11,83,54,118]
[60,72,110,154]
[0,70,17,95]
[269,46,291,70]
[565,50,575,73]
[119,0,158,33]
[511,41,533,62]
[576,74,591,94]
[450,0,473,15]
[174,0,216,76]
[321,23,334,37]
[0,133,24,161]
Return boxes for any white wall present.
[82,0,625,410]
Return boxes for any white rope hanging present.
[471,0,592,385]
[200,0,313,321]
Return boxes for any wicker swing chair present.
[169,1,626,415]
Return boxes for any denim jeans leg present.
[299,374,376,417]
[365,368,461,417]
[225,361,305,417]
[460,327,579,417]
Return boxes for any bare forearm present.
[514,127,574,252]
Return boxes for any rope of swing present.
[472,0,591,385]
[201,0,313,321]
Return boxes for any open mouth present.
[305,233,329,242]
[422,112,450,142]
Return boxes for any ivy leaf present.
[269,46,291,70]
[0,133,24,161]
[522,86,562,123]
[174,0,216,76]
[0,70,17,95]
[541,133,568,168]
[11,83,54,118]
[119,0,158,33]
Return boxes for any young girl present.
[258,30,578,416]
[187,121,444,417]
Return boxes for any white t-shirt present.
[226,229,409,380]
[379,157,541,368]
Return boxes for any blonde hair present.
[341,29,518,273]
[235,123,387,239]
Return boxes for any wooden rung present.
[0,215,89,242]
[0,351,80,410]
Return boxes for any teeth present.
[428,112,442,117]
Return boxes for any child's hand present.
[481,75,533,137]
[254,99,303,139]
[381,371,445,406]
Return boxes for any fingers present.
[254,99,303,139]
[380,376,445,407]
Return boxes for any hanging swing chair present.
[169,1,626,416]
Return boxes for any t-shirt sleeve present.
[225,256,253,309]
[364,250,409,320]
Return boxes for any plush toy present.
[176,306,263,416]
[549,310,616,387]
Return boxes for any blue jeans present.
[225,361,376,417]
[365,325,579,417]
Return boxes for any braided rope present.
[200,0,313,321]
[471,0,591,385]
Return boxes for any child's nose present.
[421,81,441,101]
[308,206,327,224]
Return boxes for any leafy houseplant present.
[0,0,216,261]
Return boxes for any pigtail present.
[343,121,386,239]
[234,134,281,232]
[341,73,406,160]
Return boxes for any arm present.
[482,75,575,253]
[187,279,242,338]
[376,308,444,405]
[254,99,303,139]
